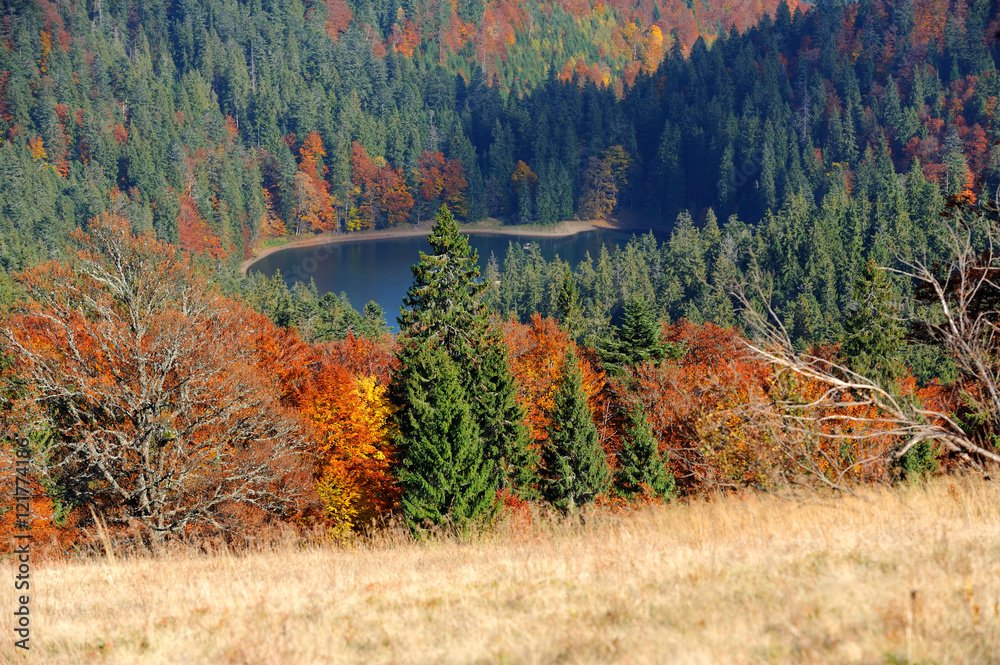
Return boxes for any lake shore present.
[240,217,662,275]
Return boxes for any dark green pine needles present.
[613,404,675,500]
[599,296,680,374]
[540,346,611,512]
[394,344,494,529]
[393,205,534,531]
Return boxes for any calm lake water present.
[249,228,665,330]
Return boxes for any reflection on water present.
[249,228,665,331]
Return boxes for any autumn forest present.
[1,0,1000,560]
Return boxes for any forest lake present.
[245,223,669,331]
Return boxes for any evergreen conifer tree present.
[474,334,539,498]
[540,347,611,512]
[394,343,494,529]
[555,268,586,341]
[598,296,680,373]
[394,205,533,517]
[841,259,906,389]
[613,405,675,500]
[842,259,938,477]
[398,205,487,354]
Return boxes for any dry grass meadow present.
[3,476,999,664]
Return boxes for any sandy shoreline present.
[240,217,654,275]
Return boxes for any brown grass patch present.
[3,476,999,664]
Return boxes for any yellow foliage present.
[307,372,397,540]
[28,135,47,161]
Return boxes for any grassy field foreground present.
[3,477,999,664]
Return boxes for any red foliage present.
[177,192,227,259]
[442,157,468,215]
[294,132,336,233]
[376,165,415,226]
[2,214,316,544]
[911,0,950,49]
[350,141,377,191]
[325,0,353,40]
[112,124,128,146]
[350,142,414,227]
[503,314,609,451]
[318,332,397,386]
[417,151,446,201]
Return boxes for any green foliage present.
[399,205,487,350]
[394,204,532,523]
[393,344,494,531]
[841,259,907,390]
[613,405,675,500]
[540,347,611,512]
[599,296,681,372]
[226,271,387,342]
[477,337,539,499]
[555,269,587,341]
[894,441,940,482]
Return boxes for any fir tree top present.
[398,205,488,351]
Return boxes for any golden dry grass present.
[3,476,999,664]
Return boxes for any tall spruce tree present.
[540,346,611,511]
[474,334,538,497]
[555,268,587,341]
[398,205,488,354]
[394,344,494,529]
[394,205,534,521]
[841,259,937,478]
[613,405,675,500]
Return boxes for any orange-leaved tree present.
[177,191,228,259]
[504,314,610,454]
[303,361,399,540]
[293,132,337,234]
[1,214,313,540]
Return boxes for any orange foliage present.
[442,157,468,216]
[319,331,396,385]
[298,131,326,179]
[38,30,51,73]
[911,0,950,49]
[113,124,128,146]
[511,160,537,193]
[258,187,287,238]
[504,315,607,449]
[350,142,414,227]
[177,192,228,259]
[325,0,353,40]
[303,363,399,538]
[417,150,446,201]
[294,132,336,233]
[641,25,664,73]
[37,0,70,51]
[0,441,77,555]
[2,214,314,543]
[622,321,910,493]
[350,141,377,190]
[27,135,46,161]
[391,20,422,57]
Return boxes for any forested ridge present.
[4,0,1000,550]
[1,0,996,272]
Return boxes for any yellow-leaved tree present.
[305,364,398,540]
